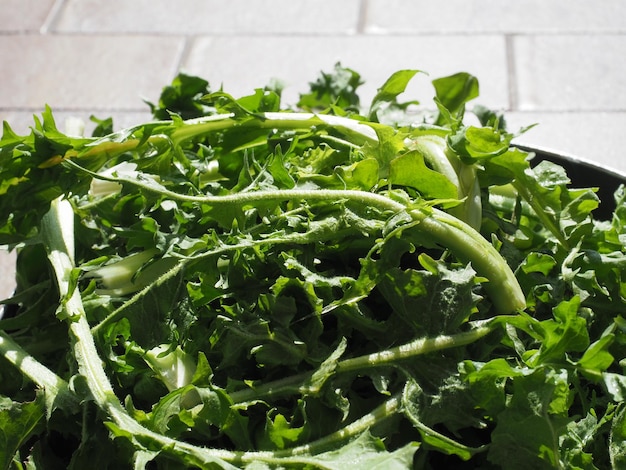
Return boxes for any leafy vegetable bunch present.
[1,64,625,469]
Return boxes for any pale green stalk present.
[40,199,240,466]
[79,167,526,314]
[0,330,78,409]
[79,112,379,158]
[38,198,415,468]
[273,394,402,458]
[230,324,494,403]
[336,324,494,374]
[71,112,525,312]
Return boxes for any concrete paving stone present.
[0,34,185,111]
[514,35,626,111]
[0,0,57,32]
[0,249,17,303]
[183,34,509,109]
[52,0,361,34]
[505,111,626,174]
[365,0,626,34]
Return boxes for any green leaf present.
[148,73,211,120]
[559,412,601,470]
[377,260,478,336]
[371,70,420,107]
[89,115,114,137]
[195,387,254,450]
[298,432,418,469]
[402,380,483,461]
[267,146,295,189]
[298,62,362,112]
[432,72,479,127]
[528,297,589,366]
[261,413,305,450]
[235,88,281,114]
[488,369,572,469]
[448,125,513,161]
[604,372,626,401]
[521,252,557,276]
[577,334,615,379]
[369,69,420,122]
[362,124,406,179]
[464,358,527,415]
[610,404,626,469]
[389,150,458,200]
[337,158,380,191]
[301,338,347,395]
[0,394,45,468]
[563,248,626,305]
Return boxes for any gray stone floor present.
[1,0,625,300]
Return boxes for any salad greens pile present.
[1,63,625,469]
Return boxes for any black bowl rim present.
[514,144,625,220]
[515,144,626,182]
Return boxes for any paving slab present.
[0,34,185,111]
[0,250,16,302]
[0,0,56,32]
[183,34,509,109]
[52,0,361,34]
[365,0,626,34]
[514,35,626,111]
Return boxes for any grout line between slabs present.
[356,0,368,34]
[505,34,518,112]
[176,35,200,74]
[3,27,624,39]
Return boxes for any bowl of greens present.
[1,65,625,469]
